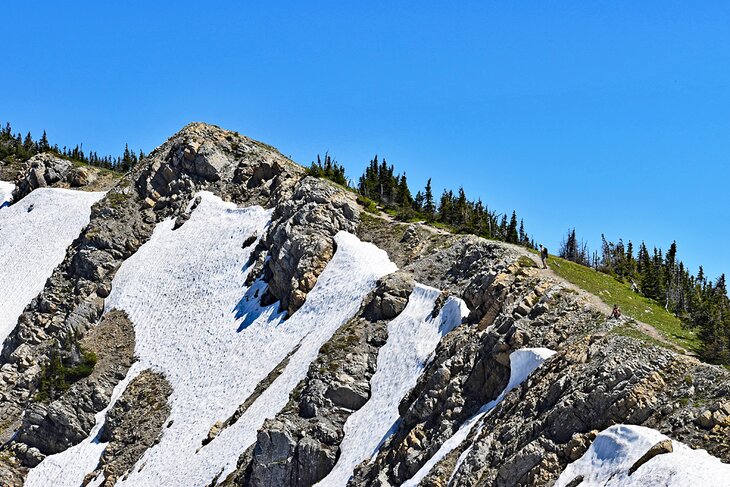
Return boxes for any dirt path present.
[520,251,691,355]
[360,208,690,356]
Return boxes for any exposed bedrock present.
[254,176,362,315]
[13,310,135,464]
[10,152,107,201]
[350,249,608,486]
[11,153,72,201]
[88,369,173,486]
[442,335,730,486]
[228,271,415,487]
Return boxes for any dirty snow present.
[316,283,469,486]
[404,347,556,487]
[555,424,730,487]
[26,191,396,487]
[0,187,104,342]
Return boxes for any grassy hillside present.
[547,254,701,354]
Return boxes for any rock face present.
[68,166,97,187]
[240,272,415,486]
[258,177,361,314]
[2,123,729,487]
[15,310,135,460]
[90,370,173,486]
[440,336,729,486]
[11,153,72,200]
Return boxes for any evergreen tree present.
[423,178,436,221]
[506,211,519,243]
[397,173,413,207]
[39,130,50,151]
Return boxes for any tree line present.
[0,121,143,172]
[310,153,534,246]
[560,228,730,364]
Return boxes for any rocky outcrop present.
[439,336,730,486]
[255,177,361,315]
[628,439,673,475]
[68,166,97,187]
[88,370,173,486]
[134,122,303,217]
[11,153,72,200]
[15,310,135,460]
[230,272,414,486]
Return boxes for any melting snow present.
[26,191,396,487]
[404,347,556,487]
[0,187,104,343]
[0,180,14,207]
[316,283,469,486]
[555,424,730,486]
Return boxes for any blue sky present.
[4,1,729,279]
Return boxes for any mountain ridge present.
[0,122,728,486]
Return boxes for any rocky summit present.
[0,122,728,487]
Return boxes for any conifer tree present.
[506,211,519,243]
[423,178,435,221]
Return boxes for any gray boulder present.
[12,153,72,200]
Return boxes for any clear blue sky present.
[4,1,729,279]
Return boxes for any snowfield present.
[316,283,469,486]
[26,192,396,487]
[403,347,557,487]
[0,187,104,343]
[556,424,730,486]
[0,180,14,206]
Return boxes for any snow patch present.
[404,347,556,487]
[316,283,469,486]
[0,180,14,207]
[26,192,396,487]
[0,187,104,342]
[555,424,730,487]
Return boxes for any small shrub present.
[356,195,378,214]
[517,256,538,268]
[36,349,98,402]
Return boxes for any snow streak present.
[316,283,469,486]
[0,180,14,207]
[404,347,556,487]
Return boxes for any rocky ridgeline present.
[0,123,728,486]
[11,153,106,201]
[0,123,361,483]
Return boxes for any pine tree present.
[39,130,50,152]
[506,211,519,243]
[397,173,413,207]
[413,191,424,212]
[423,178,435,221]
[518,219,526,244]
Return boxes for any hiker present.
[539,245,548,269]
[610,304,622,320]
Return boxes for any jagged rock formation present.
[240,272,415,486]
[16,310,135,459]
[10,152,110,201]
[91,370,173,486]
[1,122,729,486]
[12,153,73,200]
